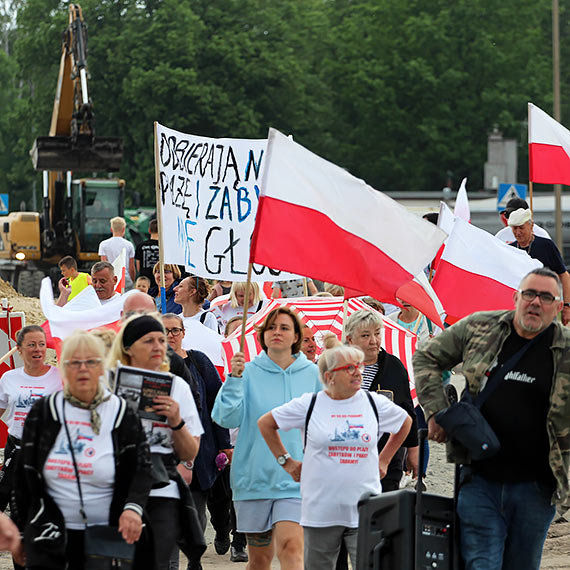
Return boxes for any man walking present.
[135,219,159,281]
[98,216,136,288]
[413,267,570,570]
[507,208,570,325]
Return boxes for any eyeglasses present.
[330,362,365,374]
[518,289,561,305]
[165,327,183,337]
[64,358,102,369]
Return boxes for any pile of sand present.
[0,278,45,326]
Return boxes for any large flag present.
[528,102,570,185]
[250,129,447,305]
[112,248,127,294]
[40,279,131,355]
[432,215,542,323]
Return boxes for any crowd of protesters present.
[0,213,566,570]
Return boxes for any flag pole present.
[529,181,534,215]
[153,122,167,313]
[528,103,534,215]
[341,299,349,343]
[238,263,254,354]
[302,278,308,296]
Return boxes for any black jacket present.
[184,350,231,491]
[367,349,418,484]
[12,391,154,569]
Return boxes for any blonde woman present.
[217,281,265,328]
[148,263,183,314]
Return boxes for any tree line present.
[0,0,565,209]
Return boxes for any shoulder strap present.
[61,402,87,524]
[199,312,207,324]
[114,397,127,429]
[365,391,379,423]
[475,328,548,409]
[303,393,318,451]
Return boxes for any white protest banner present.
[155,123,298,282]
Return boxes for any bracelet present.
[182,460,194,470]
[170,419,186,431]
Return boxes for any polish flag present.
[454,178,470,222]
[250,129,447,305]
[528,102,570,185]
[112,248,127,294]
[431,217,542,323]
[40,279,131,356]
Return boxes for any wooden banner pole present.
[154,122,167,313]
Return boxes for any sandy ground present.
[0,283,567,568]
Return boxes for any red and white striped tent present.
[222,296,418,404]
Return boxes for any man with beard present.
[413,268,570,570]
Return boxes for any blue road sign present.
[0,194,8,215]
[497,184,527,212]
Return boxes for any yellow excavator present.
[0,4,125,296]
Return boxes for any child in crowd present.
[135,275,151,293]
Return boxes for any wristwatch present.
[277,453,291,466]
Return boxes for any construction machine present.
[0,4,125,296]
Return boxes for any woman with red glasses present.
[258,344,411,568]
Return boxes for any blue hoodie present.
[212,351,321,501]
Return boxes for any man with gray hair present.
[507,208,570,324]
[90,261,119,304]
[414,267,570,570]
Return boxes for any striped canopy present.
[222,296,418,404]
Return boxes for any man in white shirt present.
[98,217,136,287]
[495,197,550,243]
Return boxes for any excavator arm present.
[30,3,122,172]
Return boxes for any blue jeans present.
[457,473,556,570]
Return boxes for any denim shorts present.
[234,498,302,533]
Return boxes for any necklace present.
[516,235,534,256]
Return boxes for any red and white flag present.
[432,214,542,323]
[40,278,130,355]
[454,178,470,222]
[112,248,127,294]
[250,129,447,305]
[528,102,570,185]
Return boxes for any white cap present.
[507,208,532,227]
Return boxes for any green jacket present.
[413,310,570,505]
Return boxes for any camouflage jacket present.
[413,310,570,505]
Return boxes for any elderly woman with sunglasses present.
[13,330,153,569]
[258,344,412,568]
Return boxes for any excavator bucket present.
[30,135,123,172]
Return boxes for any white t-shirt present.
[98,236,135,265]
[43,392,119,529]
[142,375,204,499]
[0,366,62,439]
[272,390,407,528]
[495,224,550,243]
[180,319,224,367]
[184,311,219,333]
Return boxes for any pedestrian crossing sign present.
[497,184,527,212]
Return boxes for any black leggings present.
[146,497,181,570]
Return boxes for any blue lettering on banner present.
[237,187,251,222]
[244,149,264,181]
[177,217,196,268]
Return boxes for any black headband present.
[123,315,164,348]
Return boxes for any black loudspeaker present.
[356,489,456,570]
[356,429,462,570]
